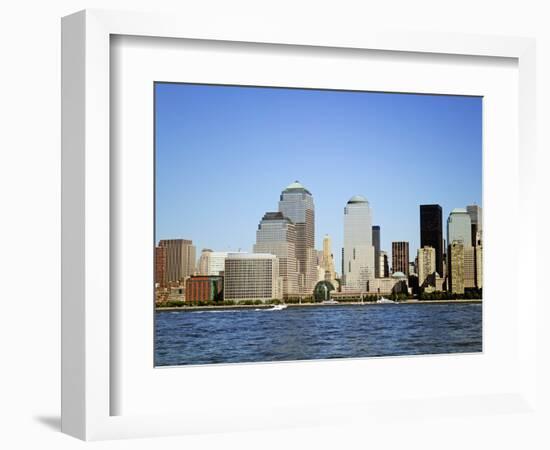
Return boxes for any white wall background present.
[0,1,548,448]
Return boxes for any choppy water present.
[155,303,482,366]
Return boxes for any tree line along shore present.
[156,290,482,309]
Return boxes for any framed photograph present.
[62,9,537,441]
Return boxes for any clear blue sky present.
[155,83,482,272]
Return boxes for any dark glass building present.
[372,225,381,278]
[420,204,443,277]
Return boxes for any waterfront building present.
[367,272,409,295]
[372,225,381,278]
[158,239,196,284]
[224,253,282,302]
[278,181,316,294]
[253,211,298,296]
[417,246,436,289]
[185,275,224,302]
[420,204,444,279]
[154,245,167,288]
[166,286,185,303]
[392,241,410,276]
[467,204,483,246]
[313,280,335,301]
[422,276,445,293]
[379,250,389,278]
[197,248,213,275]
[342,195,376,292]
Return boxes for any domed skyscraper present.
[342,195,375,292]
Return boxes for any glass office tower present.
[420,204,444,277]
[343,195,375,291]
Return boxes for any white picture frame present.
[61,9,537,441]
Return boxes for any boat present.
[376,297,397,304]
[321,299,339,304]
[267,304,287,311]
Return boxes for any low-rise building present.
[185,275,224,302]
[224,253,282,302]
[364,272,409,295]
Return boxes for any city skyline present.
[155,83,482,270]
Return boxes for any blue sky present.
[155,83,482,272]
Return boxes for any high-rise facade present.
[449,241,465,294]
[253,211,298,296]
[466,204,483,246]
[392,241,410,276]
[379,250,389,278]
[207,252,230,275]
[420,204,443,277]
[447,209,474,292]
[447,208,472,248]
[463,247,476,288]
[278,181,316,294]
[372,225,381,278]
[417,246,436,288]
[197,248,213,275]
[224,253,282,302]
[321,234,336,282]
[343,195,375,292]
[158,239,196,284]
[154,245,167,287]
[475,245,483,288]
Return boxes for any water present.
[155,303,482,366]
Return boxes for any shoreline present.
[156,299,482,312]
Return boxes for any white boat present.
[376,297,397,304]
[267,304,287,311]
[321,299,339,304]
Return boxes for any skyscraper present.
[466,204,483,246]
[278,181,316,294]
[392,241,409,276]
[447,208,472,248]
[207,252,231,275]
[158,239,196,284]
[449,241,465,294]
[420,204,443,277]
[372,225,381,278]
[447,209,476,293]
[379,250,389,278]
[197,248,213,275]
[321,234,336,282]
[254,211,298,296]
[417,246,436,288]
[154,245,167,287]
[343,195,375,291]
